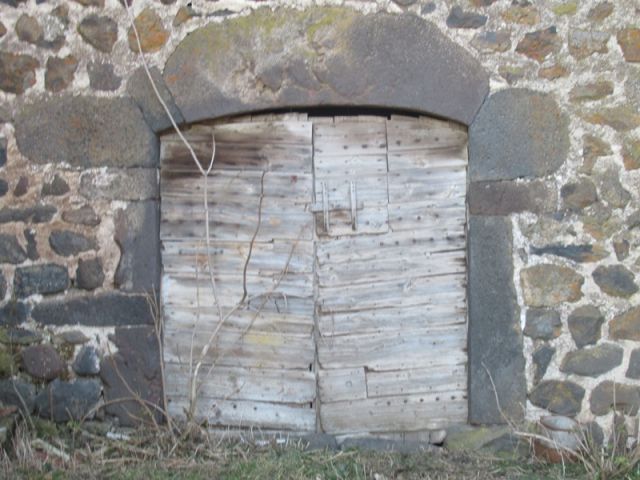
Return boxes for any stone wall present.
[0,0,639,436]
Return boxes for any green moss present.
[552,1,578,15]
[0,349,15,378]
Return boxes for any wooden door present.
[159,113,469,435]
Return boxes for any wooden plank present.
[315,206,389,237]
[313,174,388,209]
[366,365,467,398]
[318,368,367,403]
[317,325,467,370]
[168,397,316,431]
[318,304,466,337]
[313,122,387,157]
[386,119,467,153]
[387,152,467,172]
[165,363,316,404]
[320,393,467,433]
[388,203,466,232]
[313,154,388,177]
[387,169,466,204]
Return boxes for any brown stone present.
[569,30,610,59]
[0,52,39,94]
[45,55,78,92]
[596,167,631,210]
[584,107,640,132]
[0,21,6,38]
[582,135,611,174]
[561,178,598,211]
[471,30,511,53]
[128,8,169,53]
[521,265,584,307]
[587,2,614,22]
[613,239,630,261]
[538,64,569,80]
[516,27,561,62]
[591,381,640,415]
[529,380,585,416]
[610,307,640,341]
[618,28,640,62]
[77,14,118,53]
[173,6,200,27]
[21,345,64,381]
[569,81,613,102]
[15,14,43,45]
[501,5,540,25]
[623,139,640,171]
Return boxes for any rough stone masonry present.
[0,0,639,440]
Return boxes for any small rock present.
[72,346,100,376]
[593,265,638,298]
[499,65,525,85]
[13,264,69,298]
[610,306,640,341]
[45,55,78,92]
[521,265,583,307]
[392,0,416,5]
[515,27,560,62]
[0,179,7,197]
[582,135,611,173]
[41,174,70,196]
[76,257,104,291]
[626,349,640,379]
[77,14,118,53]
[570,81,613,102]
[524,309,561,340]
[587,2,614,21]
[623,138,640,170]
[173,6,200,27]
[0,327,43,346]
[560,343,623,377]
[533,345,555,384]
[0,302,29,327]
[49,230,97,257]
[529,380,585,416]
[15,14,43,45]
[568,305,604,348]
[618,28,640,62]
[24,229,38,261]
[0,272,5,300]
[0,379,35,413]
[62,205,100,227]
[51,5,69,27]
[0,234,27,264]
[501,5,540,25]
[54,330,89,345]
[584,106,640,131]
[73,0,104,6]
[569,30,610,59]
[0,51,39,94]
[561,178,598,211]
[0,348,14,378]
[446,6,487,29]
[613,239,630,260]
[0,205,57,224]
[591,381,640,415]
[0,138,5,167]
[530,244,607,263]
[0,21,6,38]
[420,2,436,14]
[128,8,169,53]
[35,378,101,422]
[628,210,640,230]
[13,177,28,197]
[538,64,569,80]
[596,167,630,209]
[21,344,64,381]
[87,61,121,91]
[552,1,577,15]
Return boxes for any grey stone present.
[569,30,610,59]
[469,89,569,181]
[468,180,556,215]
[421,2,436,14]
[23,229,38,260]
[446,6,487,28]
[568,305,604,348]
[530,244,608,263]
[591,381,640,415]
[163,8,488,126]
[49,230,96,257]
[0,51,39,94]
[35,379,101,422]
[584,107,640,132]
[77,14,118,53]
[0,327,42,345]
[55,330,89,345]
[529,380,585,416]
[613,239,630,260]
[41,174,69,196]
[21,344,64,381]
[299,433,338,451]
[468,216,525,424]
[15,14,64,50]
[592,265,638,298]
[0,138,5,167]
[610,306,640,341]
[0,179,7,196]
[471,31,511,53]
[521,265,584,307]
[72,346,100,376]
[127,66,184,133]
[87,61,121,91]
[101,326,162,427]
[0,302,28,326]
[76,257,104,291]
[569,81,614,102]
[0,379,35,413]
[13,177,28,197]
[596,167,631,209]
[532,345,555,384]
[583,421,604,447]
[0,271,5,300]
[45,55,78,92]
[62,205,100,227]
[14,96,158,169]
[0,234,27,264]
[524,309,561,340]
[560,343,624,377]
[14,264,69,298]
[114,201,160,293]
[588,2,614,21]
[31,292,154,327]
[626,349,640,379]
[0,205,56,224]
[80,168,158,201]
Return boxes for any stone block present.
[468,180,556,215]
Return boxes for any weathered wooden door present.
[160,113,468,435]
